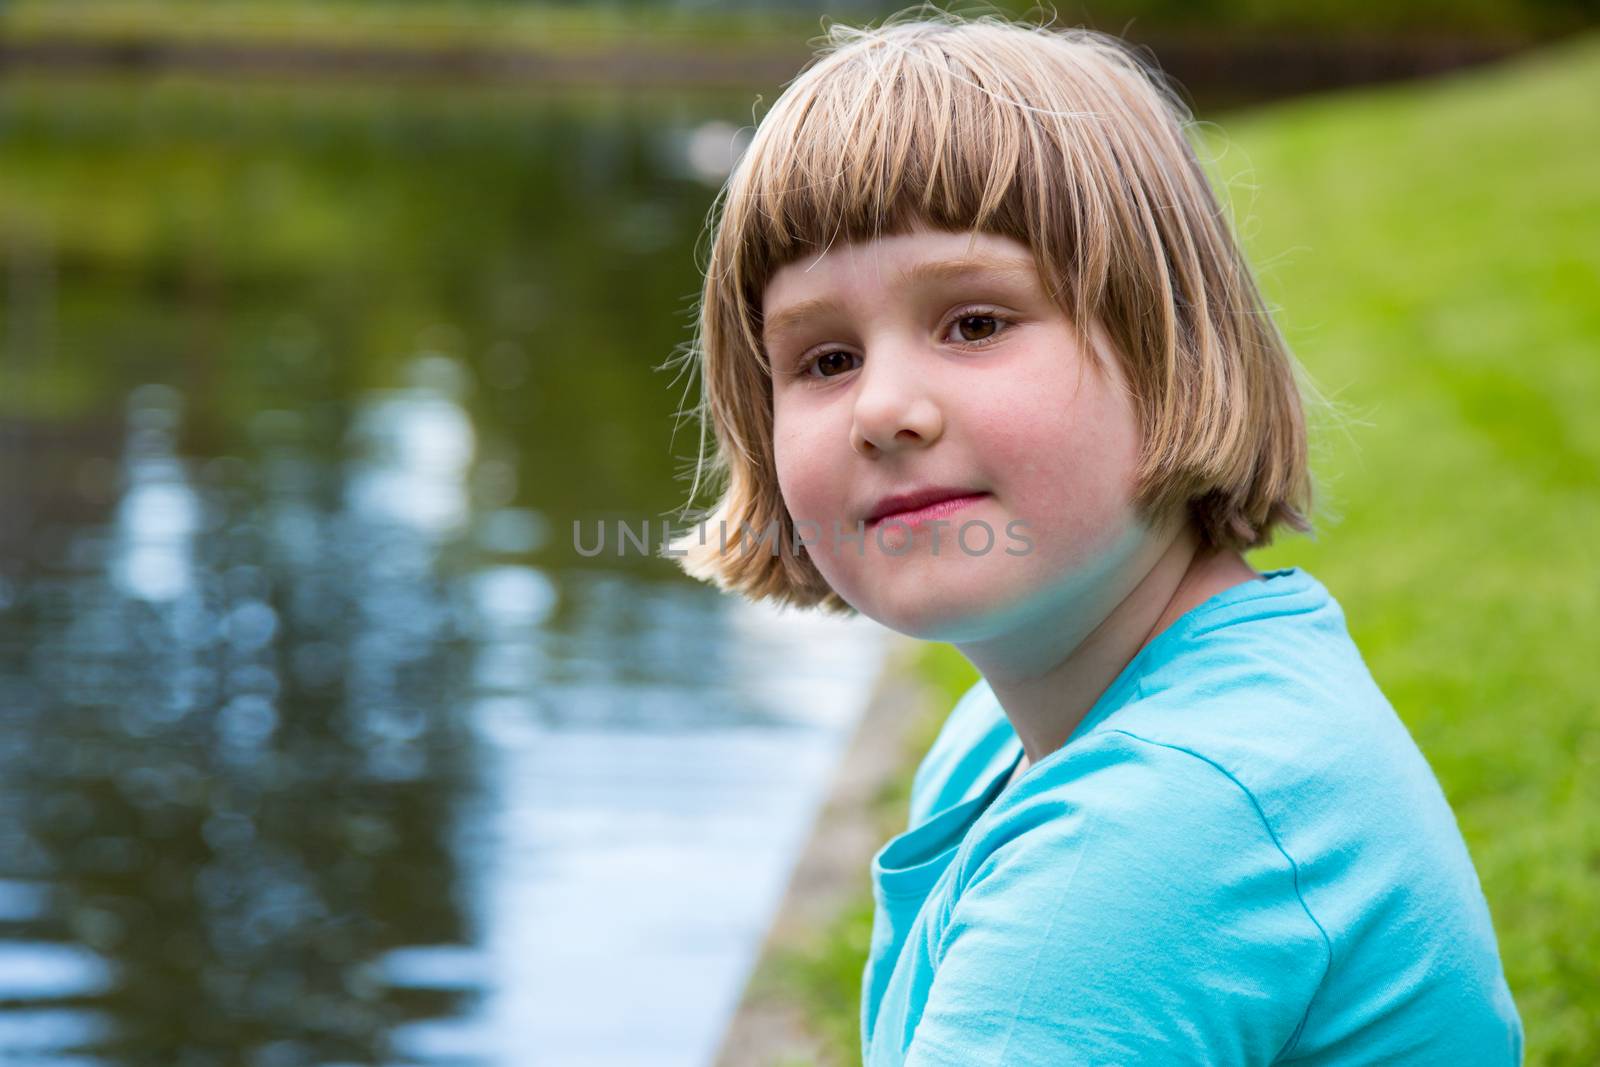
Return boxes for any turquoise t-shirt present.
[862,566,1523,1065]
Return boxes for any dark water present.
[0,76,887,1065]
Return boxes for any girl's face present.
[764,223,1166,640]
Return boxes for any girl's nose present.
[849,346,945,457]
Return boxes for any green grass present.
[775,32,1600,1067]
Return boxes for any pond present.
[0,74,888,1065]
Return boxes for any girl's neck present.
[966,517,1259,772]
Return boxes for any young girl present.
[665,13,1523,1065]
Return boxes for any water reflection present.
[5,368,481,1062]
[112,386,200,605]
[3,358,886,1064]
[443,589,881,1065]
[1,76,886,1064]
[345,356,476,541]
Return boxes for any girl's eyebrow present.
[761,254,1039,347]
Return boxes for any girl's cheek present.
[773,444,826,524]
[969,410,1040,464]
[776,408,845,485]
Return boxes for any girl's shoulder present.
[960,725,1285,875]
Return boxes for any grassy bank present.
[758,30,1600,1067]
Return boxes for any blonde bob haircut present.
[663,10,1327,616]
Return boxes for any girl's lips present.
[866,492,990,530]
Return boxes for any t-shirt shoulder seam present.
[1100,727,1334,1060]
[1184,586,1327,638]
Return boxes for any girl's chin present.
[845,566,1020,641]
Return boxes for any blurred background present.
[0,2,1595,1066]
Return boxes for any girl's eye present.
[949,312,1003,344]
[805,351,861,379]
[793,308,1010,381]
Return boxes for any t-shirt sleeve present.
[905,729,1329,1067]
